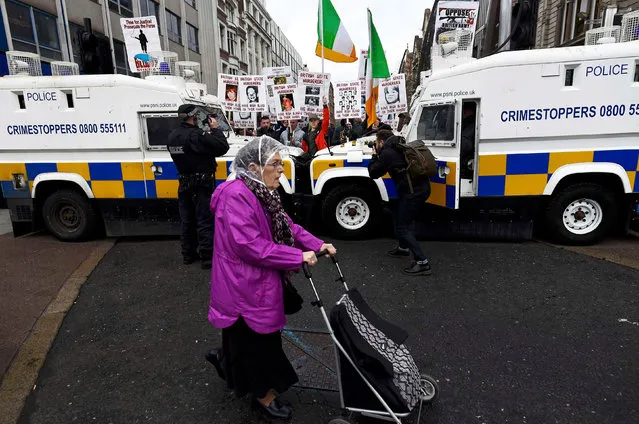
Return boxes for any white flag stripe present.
[332,23,354,55]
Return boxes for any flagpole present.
[320,0,325,74]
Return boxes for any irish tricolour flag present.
[316,0,357,63]
[365,9,390,128]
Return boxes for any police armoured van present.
[0,51,296,240]
[300,36,639,245]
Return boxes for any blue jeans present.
[393,188,430,262]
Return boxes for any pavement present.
[5,236,637,424]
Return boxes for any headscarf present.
[230,136,294,248]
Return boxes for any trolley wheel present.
[327,419,352,424]
[419,374,439,402]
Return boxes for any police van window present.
[417,105,455,142]
[145,116,181,148]
[635,63,639,83]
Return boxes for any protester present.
[256,115,285,140]
[367,130,432,276]
[167,104,229,269]
[302,97,329,156]
[280,120,304,148]
[206,136,336,421]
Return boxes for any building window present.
[140,0,161,34]
[228,31,236,56]
[6,1,62,61]
[219,24,226,50]
[187,23,199,52]
[113,40,132,75]
[185,0,196,9]
[166,11,181,44]
[559,0,602,45]
[109,0,134,17]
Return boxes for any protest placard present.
[333,81,362,120]
[263,67,294,114]
[119,16,161,73]
[273,84,303,121]
[218,74,240,112]
[434,1,480,45]
[239,75,268,113]
[233,111,257,129]
[297,71,329,115]
[378,74,408,115]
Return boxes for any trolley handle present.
[302,249,334,279]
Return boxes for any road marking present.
[618,318,639,326]
[0,239,116,424]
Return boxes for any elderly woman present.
[206,136,336,421]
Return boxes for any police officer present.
[168,104,229,269]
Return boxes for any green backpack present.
[395,138,438,181]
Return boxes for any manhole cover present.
[282,328,339,392]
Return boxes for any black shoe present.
[403,261,432,276]
[388,246,410,258]
[205,349,225,380]
[254,397,293,422]
[201,260,212,270]
[183,256,197,265]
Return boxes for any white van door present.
[140,113,181,200]
[407,99,461,209]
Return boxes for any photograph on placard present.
[280,93,295,111]
[377,74,408,116]
[238,75,268,113]
[233,111,257,129]
[273,84,303,121]
[218,74,241,112]
[333,80,362,120]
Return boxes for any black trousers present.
[393,186,430,262]
[177,180,215,261]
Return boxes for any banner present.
[297,71,329,115]
[120,16,162,73]
[377,74,408,115]
[273,84,303,121]
[232,111,257,129]
[333,81,362,120]
[218,74,240,112]
[239,75,268,113]
[434,1,480,46]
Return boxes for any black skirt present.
[222,316,298,399]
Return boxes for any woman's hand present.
[303,251,318,266]
[320,243,337,256]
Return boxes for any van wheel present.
[42,189,99,241]
[544,183,616,246]
[322,184,380,239]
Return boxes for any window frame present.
[108,0,134,17]
[166,10,182,44]
[184,0,196,9]
[140,0,162,34]
[187,23,199,53]
[6,0,62,61]
[415,100,458,147]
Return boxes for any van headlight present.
[12,173,27,190]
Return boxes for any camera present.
[202,113,217,126]
[366,140,376,148]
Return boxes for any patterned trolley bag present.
[329,288,421,413]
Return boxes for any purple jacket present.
[208,179,324,334]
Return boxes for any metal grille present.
[11,205,33,221]
[176,61,201,83]
[6,51,42,76]
[585,26,621,45]
[620,10,639,42]
[139,51,179,78]
[282,328,339,392]
[51,61,80,76]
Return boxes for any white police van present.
[302,39,639,245]
[0,51,297,240]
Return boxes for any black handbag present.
[282,277,303,315]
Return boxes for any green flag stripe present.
[317,0,341,49]
[368,10,390,78]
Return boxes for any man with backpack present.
[368,130,434,276]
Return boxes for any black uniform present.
[168,121,229,266]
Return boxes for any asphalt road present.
[17,237,639,424]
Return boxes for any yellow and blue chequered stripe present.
[478,149,639,196]
[428,160,456,208]
[0,159,294,199]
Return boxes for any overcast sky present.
[265,0,433,81]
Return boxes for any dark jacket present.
[167,122,229,175]
[368,136,429,196]
[256,125,285,141]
